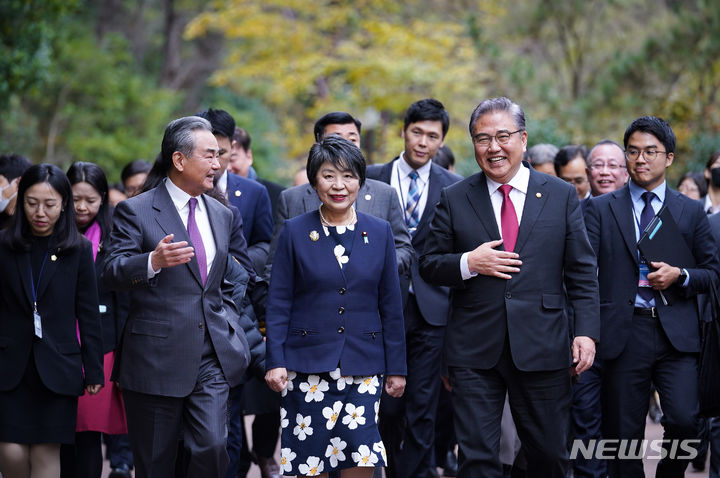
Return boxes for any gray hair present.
[525,143,559,166]
[586,139,625,166]
[468,97,526,136]
[160,116,212,170]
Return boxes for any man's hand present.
[265,367,288,393]
[571,336,596,375]
[150,234,194,271]
[385,375,406,398]
[467,239,522,279]
[648,262,682,290]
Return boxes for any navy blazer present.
[0,238,104,395]
[584,185,720,359]
[226,172,273,246]
[420,165,600,372]
[265,211,406,377]
[367,159,462,326]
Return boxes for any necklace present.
[319,204,356,227]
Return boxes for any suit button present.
[301,330,307,336]
[505,292,512,299]
[628,300,633,305]
[338,288,346,295]
[338,307,345,315]
[338,327,345,333]
[198,323,204,329]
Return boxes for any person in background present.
[0,153,32,230]
[432,145,456,173]
[524,144,558,176]
[585,140,628,198]
[121,160,152,199]
[293,168,309,187]
[265,135,406,477]
[108,183,127,207]
[60,162,131,478]
[0,164,104,478]
[703,151,720,214]
[677,172,707,201]
[555,144,590,201]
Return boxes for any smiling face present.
[472,110,527,184]
[625,131,673,191]
[313,161,360,221]
[24,182,64,237]
[171,129,220,197]
[402,120,445,169]
[586,143,628,196]
[559,156,590,200]
[72,181,103,228]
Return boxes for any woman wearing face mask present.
[703,150,720,214]
[0,164,103,478]
[59,162,130,478]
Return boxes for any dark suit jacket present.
[419,165,600,371]
[257,177,285,218]
[266,179,414,278]
[266,211,406,377]
[367,159,462,326]
[0,238,104,395]
[226,172,273,272]
[95,243,129,354]
[103,183,251,397]
[584,184,720,359]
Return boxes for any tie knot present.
[408,170,419,181]
[188,197,198,212]
[499,184,513,197]
[641,191,655,206]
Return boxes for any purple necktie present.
[187,197,207,285]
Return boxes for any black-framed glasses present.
[472,129,524,147]
[624,148,668,162]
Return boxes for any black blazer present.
[0,238,104,395]
[367,159,462,325]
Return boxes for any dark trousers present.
[602,313,699,478]
[226,384,245,478]
[379,293,445,478]
[449,340,571,478]
[60,431,102,478]
[123,355,230,478]
[571,360,606,478]
[105,433,134,469]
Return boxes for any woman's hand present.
[86,384,103,395]
[384,375,406,398]
[265,367,288,393]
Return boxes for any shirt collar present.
[398,152,432,182]
[628,179,666,205]
[217,170,228,194]
[164,177,204,213]
[485,163,530,196]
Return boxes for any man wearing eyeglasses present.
[585,140,629,198]
[420,97,599,477]
[584,116,720,477]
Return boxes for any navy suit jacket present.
[584,184,720,359]
[367,159,462,326]
[226,172,273,271]
[419,165,600,371]
[265,211,406,377]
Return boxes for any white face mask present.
[0,183,17,213]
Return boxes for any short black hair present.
[306,136,366,189]
[677,171,708,198]
[432,145,455,170]
[705,150,720,170]
[121,159,152,184]
[67,161,112,244]
[404,98,449,139]
[196,108,236,139]
[0,153,32,180]
[623,116,676,154]
[314,112,362,142]
[554,144,588,176]
[233,127,252,152]
[3,164,82,252]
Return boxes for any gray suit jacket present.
[263,178,414,279]
[103,183,250,397]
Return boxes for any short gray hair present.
[468,97,526,136]
[525,143,559,166]
[160,116,212,172]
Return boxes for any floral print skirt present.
[279,368,386,476]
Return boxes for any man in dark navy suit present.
[584,116,720,477]
[367,98,461,478]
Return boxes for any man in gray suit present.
[264,111,413,278]
[103,116,251,478]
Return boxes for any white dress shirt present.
[460,165,530,280]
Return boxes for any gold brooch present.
[536,192,542,198]
[309,230,320,242]
[50,254,57,262]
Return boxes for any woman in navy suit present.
[0,164,104,478]
[265,136,406,477]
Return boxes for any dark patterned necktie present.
[405,170,421,230]
[187,197,207,285]
[637,191,656,302]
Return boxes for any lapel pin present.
[309,230,320,242]
[536,192,542,198]
[50,254,57,262]
[234,190,242,197]
[365,194,372,200]
[362,231,369,244]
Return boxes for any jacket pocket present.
[131,319,170,338]
[542,293,564,310]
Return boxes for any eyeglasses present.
[624,148,668,162]
[588,161,624,172]
[563,176,588,186]
[472,129,524,147]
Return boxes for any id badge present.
[638,262,651,289]
[33,311,43,338]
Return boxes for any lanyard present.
[30,251,50,312]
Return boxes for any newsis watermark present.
[570,439,701,460]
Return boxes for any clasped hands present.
[266,367,405,398]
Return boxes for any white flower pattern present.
[282,370,297,397]
[322,401,343,430]
[356,375,379,394]
[299,375,330,403]
[298,456,324,476]
[279,448,296,473]
[293,414,314,441]
[329,368,353,391]
[325,437,347,468]
[280,407,289,429]
[373,441,387,465]
[342,403,366,430]
[352,444,378,467]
